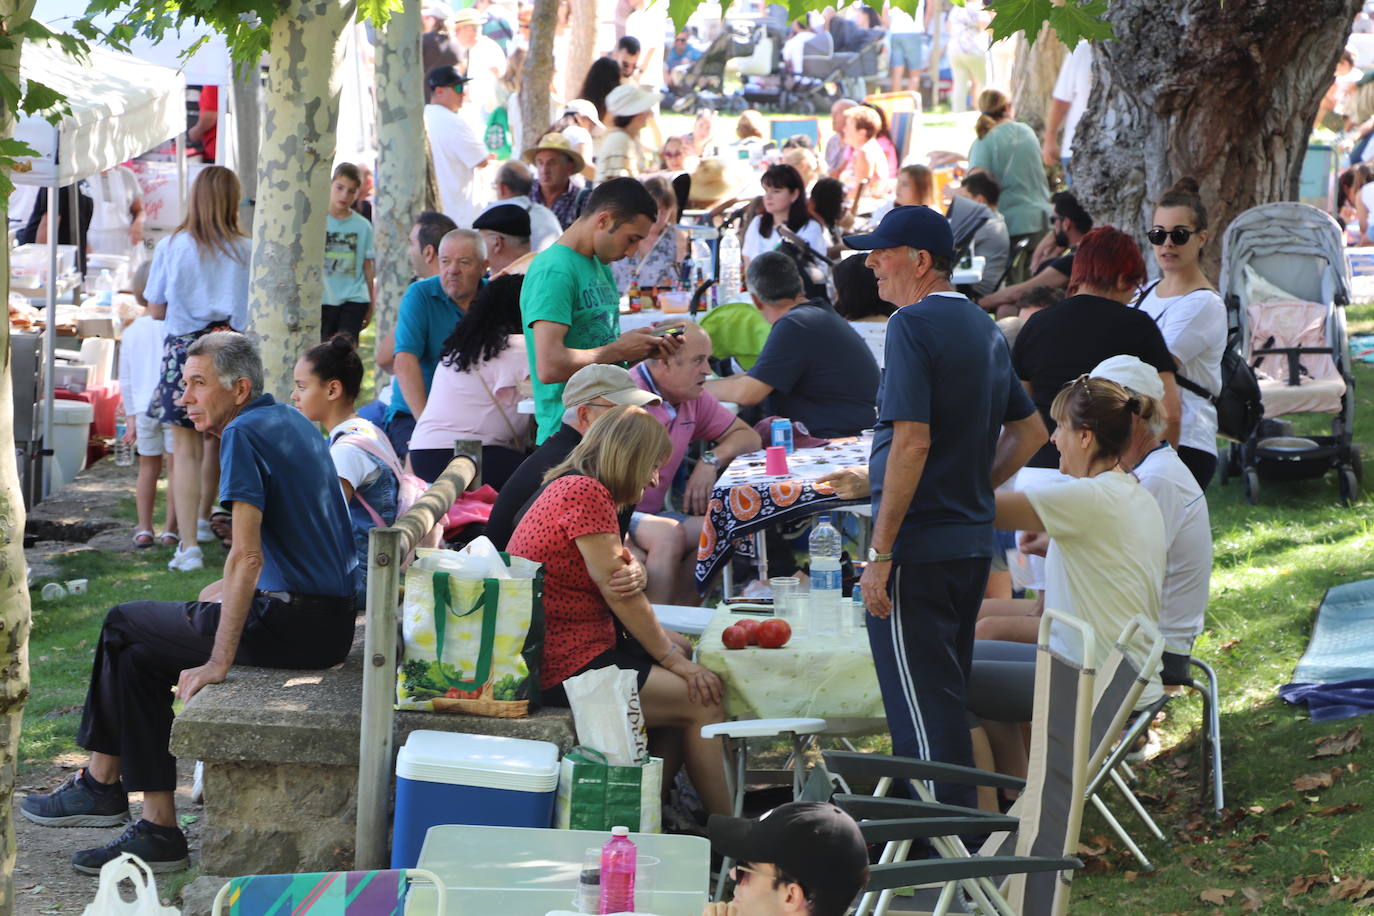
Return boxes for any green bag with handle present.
[396,545,544,716]
[555,747,663,833]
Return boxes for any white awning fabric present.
[14,38,187,187]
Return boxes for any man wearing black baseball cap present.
[843,206,1046,811]
[705,802,869,916]
[424,65,494,227]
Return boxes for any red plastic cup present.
[765,446,790,476]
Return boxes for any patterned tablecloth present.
[694,434,873,586]
[696,606,885,721]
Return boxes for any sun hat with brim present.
[422,3,454,20]
[687,158,736,208]
[1090,354,1166,401]
[562,364,661,409]
[606,83,658,118]
[522,132,587,174]
[843,204,956,262]
[450,7,484,27]
[563,98,606,136]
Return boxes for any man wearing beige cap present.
[452,6,506,115]
[487,364,659,549]
[525,132,590,229]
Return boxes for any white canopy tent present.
[14,37,187,499]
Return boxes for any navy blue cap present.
[843,205,956,261]
[427,66,471,91]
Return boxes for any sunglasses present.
[1147,227,1199,246]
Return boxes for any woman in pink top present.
[408,274,532,488]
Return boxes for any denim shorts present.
[890,33,930,70]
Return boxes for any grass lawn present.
[18,274,1374,912]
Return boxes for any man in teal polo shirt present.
[522,177,682,443]
[386,227,487,456]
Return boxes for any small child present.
[321,162,376,343]
[118,261,178,548]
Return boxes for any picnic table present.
[694,433,872,588]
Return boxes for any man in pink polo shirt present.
[631,323,761,603]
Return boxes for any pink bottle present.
[598,826,637,914]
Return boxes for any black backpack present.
[1136,283,1264,443]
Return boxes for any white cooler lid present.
[41,399,95,423]
[397,730,560,791]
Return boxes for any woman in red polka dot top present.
[509,405,731,817]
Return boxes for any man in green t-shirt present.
[522,177,683,442]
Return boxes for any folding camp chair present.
[823,610,1098,916]
[210,868,446,915]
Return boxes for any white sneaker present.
[196,519,214,543]
[168,545,204,572]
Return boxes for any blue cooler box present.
[391,730,560,868]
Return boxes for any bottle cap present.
[611,826,629,836]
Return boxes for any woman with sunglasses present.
[1136,178,1227,490]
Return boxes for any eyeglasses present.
[732,862,767,881]
[1147,227,1198,246]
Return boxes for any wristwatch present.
[701,450,720,467]
[867,548,893,562]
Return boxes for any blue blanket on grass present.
[1280,579,1374,721]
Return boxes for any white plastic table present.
[409,825,710,916]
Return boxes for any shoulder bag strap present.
[475,364,528,451]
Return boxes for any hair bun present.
[1168,176,1200,195]
[1124,396,1142,416]
[328,333,357,352]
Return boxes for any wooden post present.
[355,450,481,868]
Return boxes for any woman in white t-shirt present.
[408,274,531,489]
[1137,177,1226,490]
[291,336,400,586]
[971,375,1166,777]
[742,163,828,267]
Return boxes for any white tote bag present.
[81,854,181,916]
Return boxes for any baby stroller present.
[1217,201,1361,505]
[666,22,753,113]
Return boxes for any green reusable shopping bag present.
[396,553,544,716]
[557,747,660,832]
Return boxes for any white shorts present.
[135,413,175,457]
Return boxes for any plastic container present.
[809,515,842,636]
[658,290,691,314]
[94,269,115,307]
[41,399,94,493]
[718,230,743,303]
[599,827,636,914]
[391,730,560,869]
[114,422,133,467]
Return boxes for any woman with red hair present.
[1010,226,1183,470]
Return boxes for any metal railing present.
[355,442,481,868]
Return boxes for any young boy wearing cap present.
[705,802,870,916]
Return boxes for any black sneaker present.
[72,819,189,875]
[20,769,129,828]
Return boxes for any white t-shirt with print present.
[1138,286,1227,455]
[1135,444,1211,654]
[1052,41,1093,156]
[1026,471,1166,706]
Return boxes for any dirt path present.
[15,757,202,914]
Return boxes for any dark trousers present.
[409,445,527,491]
[867,557,991,811]
[76,597,355,792]
[384,411,416,459]
[321,301,370,344]
[1176,446,1217,492]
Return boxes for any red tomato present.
[721,624,750,650]
[734,618,760,645]
[757,618,792,648]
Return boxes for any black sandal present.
[209,511,233,549]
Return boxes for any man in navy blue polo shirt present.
[844,206,1046,809]
[22,332,359,874]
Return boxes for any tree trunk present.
[565,0,597,104]
[374,2,430,355]
[247,0,356,398]
[523,0,560,150]
[1009,25,1066,138]
[1072,0,1359,279]
[230,63,262,232]
[0,5,36,909]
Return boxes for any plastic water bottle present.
[114,421,134,467]
[809,515,842,636]
[94,269,115,307]
[599,826,636,914]
[718,230,742,303]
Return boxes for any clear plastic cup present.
[634,855,659,911]
[770,577,800,627]
[574,846,600,914]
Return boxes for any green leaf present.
[19,80,71,124]
[1046,0,1113,46]
[986,0,1054,46]
[0,138,42,201]
[357,0,404,27]
[669,0,699,34]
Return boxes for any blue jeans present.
[867,556,991,811]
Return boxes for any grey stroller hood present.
[1219,202,1352,310]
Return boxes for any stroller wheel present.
[1243,468,1260,506]
[1340,467,1360,506]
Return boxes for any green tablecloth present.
[696,606,886,723]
